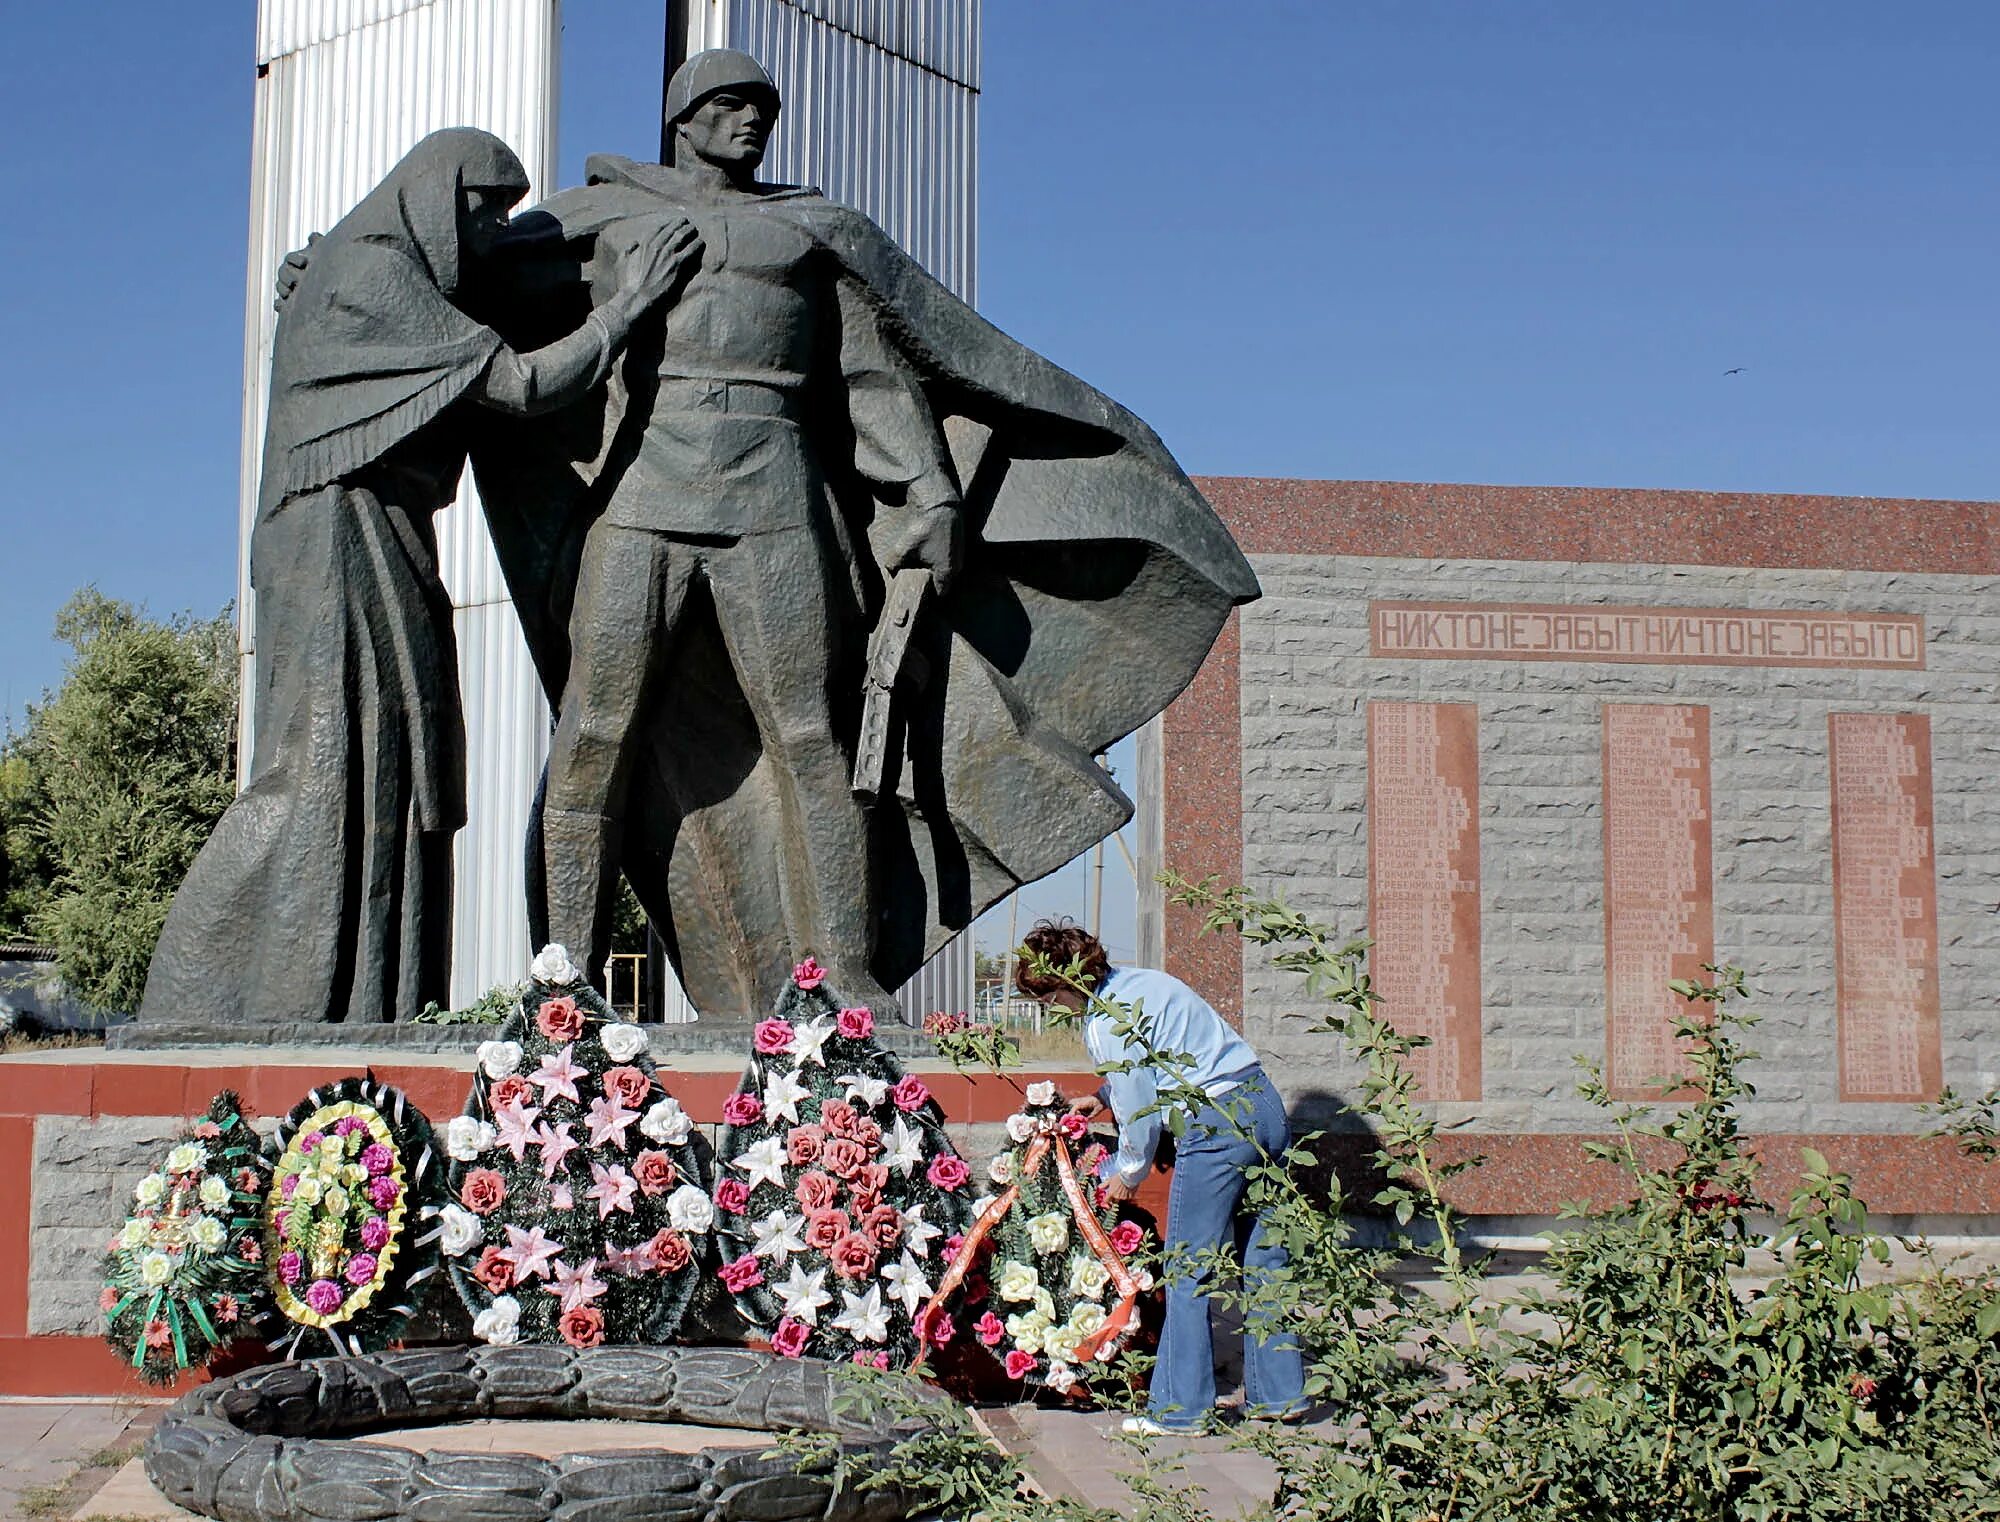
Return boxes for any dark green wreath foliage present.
[261,1076,444,1359]
[101,1090,271,1384]
[446,971,716,1348]
[713,965,973,1366]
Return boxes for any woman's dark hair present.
[1014,918,1111,1000]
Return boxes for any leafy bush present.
[822,882,2000,1521]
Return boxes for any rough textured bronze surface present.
[144,1345,943,1521]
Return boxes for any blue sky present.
[4,3,1997,959]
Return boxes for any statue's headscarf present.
[258,128,532,514]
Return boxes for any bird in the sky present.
[1723,367,1745,376]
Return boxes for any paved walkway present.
[0,1399,160,1520]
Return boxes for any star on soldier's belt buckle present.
[694,381,727,411]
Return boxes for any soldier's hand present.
[273,232,321,309]
[887,502,963,595]
[611,215,703,304]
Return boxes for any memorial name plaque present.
[1371,601,1924,670]
[1367,700,1482,1101]
[1829,713,1943,1103]
[1602,703,1714,1098]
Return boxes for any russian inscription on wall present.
[1372,601,1924,670]
[1829,713,1943,1102]
[1367,701,1482,1101]
[1602,704,1714,1098]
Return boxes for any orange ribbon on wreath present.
[915,1127,1145,1367]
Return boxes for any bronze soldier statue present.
[472,49,1259,1020]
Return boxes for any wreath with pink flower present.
[100,1091,272,1385]
[261,1077,443,1358]
[917,1083,1155,1399]
[711,957,974,1369]
[444,945,717,1350]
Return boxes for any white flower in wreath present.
[995,1260,1039,1303]
[291,1175,322,1207]
[140,1252,174,1287]
[666,1184,714,1234]
[437,1203,482,1257]
[882,1116,924,1177]
[751,1208,808,1264]
[473,1295,522,1345]
[446,1115,497,1163]
[134,1173,166,1207]
[118,1219,149,1251]
[640,1097,693,1146]
[191,1215,227,1254]
[730,1137,789,1193]
[899,1203,944,1258]
[1026,1212,1070,1256]
[1042,1326,1082,1366]
[1067,1256,1110,1301]
[762,1065,813,1126]
[1005,1309,1051,1354]
[530,944,582,986]
[1132,1267,1156,1293]
[777,1263,833,1326]
[165,1143,207,1176]
[198,1175,231,1210]
[879,1252,933,1318]
[830,1285,891,1344]
[1067,1301,1107,1340]
[1025,1081,1057,1107]
[477,1039,524,1079]
[1033,1287,1057,1322]
[988,1153,1015,1186]
[1044,1361,1077,1393]
[322,1186,351,1220]
[599,1022,649,1062]
[1004,1113,1035,1145]
[786,1016,835,1068]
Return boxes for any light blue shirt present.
[1083,966,1261,1186]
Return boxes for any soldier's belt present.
[653,376,801,419]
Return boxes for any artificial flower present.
[192,1215,227,1253]
[343,1253,379,1288]
[666,1183,715,1234]
[776,1262,834,1326]
[304,1280,344,1316]
[1003,1349,1037,1380]
[1026,1213,1070,1256]
[714,1177,751,1214]
[446,1115,496,1162]
[835,1006,874,1039]
[996,1261,1040,1302]
[830,1285,890,1344]
[730,1137,789,1192]
[198,1175,231,1210]
[585,1094,639,1149]
[473,1294,521,1344]
[829,1233,879,1280]
[785,1125,824,1167]
[599,1021,649,1062]
[879,1252,933,1317]
[545,1257,608,1312]
[839,1072,890,1108]
[530,943,582,985]
[647,1228,692,1272]
[1025,1081,1057,1107]
[1044,1362,1077,1394]
[535,1122,581,1179]
[753,1018,795,1055]
[493,1099,544,1163]
[118,1219,148,1251]
[1109,1221,1145,1257]
[599,1065,651,1110]
[899,1203,944,1258]
[989,1154,1016,1185]
[882,1116,924,1177]
[751,1208,808,1263]
[559,1304,605,1349]
[530,1045,588,1105]
[640,1096,693,1146]
[632,1150,678,1196]
[721,1091,764,1127]
[461,1169,508,1215]
[822,1137,868,1180]
[890,1075,930,1113]
[926,1155,970,1192]
[974,1311,1006,1346]
[135,1174,167,1207]
[786,1016,834,1067]
[791,956,826,990]
[763,1066,812,1125]
[477,1039,524,1079]
[803,1209,849,1251]
[497,1223,564,1282]
[793,1170,839,1214]
[1004,1113,1036,1144]
[437,1203,481,1257]
[770,1316,811,1357]
[165,1143,207,1175]
[586,1161,637,1219]
[1067,1256,1110,1300]
[140,1252,174,1287]
[719,1252,765,1292]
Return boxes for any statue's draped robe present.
[472,156,1260,1018]
[141,131,526,1027]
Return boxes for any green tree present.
[0,747,52,937]
[16,589,237,1013]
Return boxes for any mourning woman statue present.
[139,128,696,1029]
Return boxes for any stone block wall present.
[1154,479,2000,1218]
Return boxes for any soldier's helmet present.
[664,48,781,128]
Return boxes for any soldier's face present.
[678,91,773,170]
[460,186,512,259]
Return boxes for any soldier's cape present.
[468,155,1259,1018]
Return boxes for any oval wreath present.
[101,1090,272,1384]
[261,1076,443,1358]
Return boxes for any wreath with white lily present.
[444,944,717,1349]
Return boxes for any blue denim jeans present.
[1148,1072,1306,1427]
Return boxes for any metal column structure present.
[661,0,982,1021]
[240,0,561,1010]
